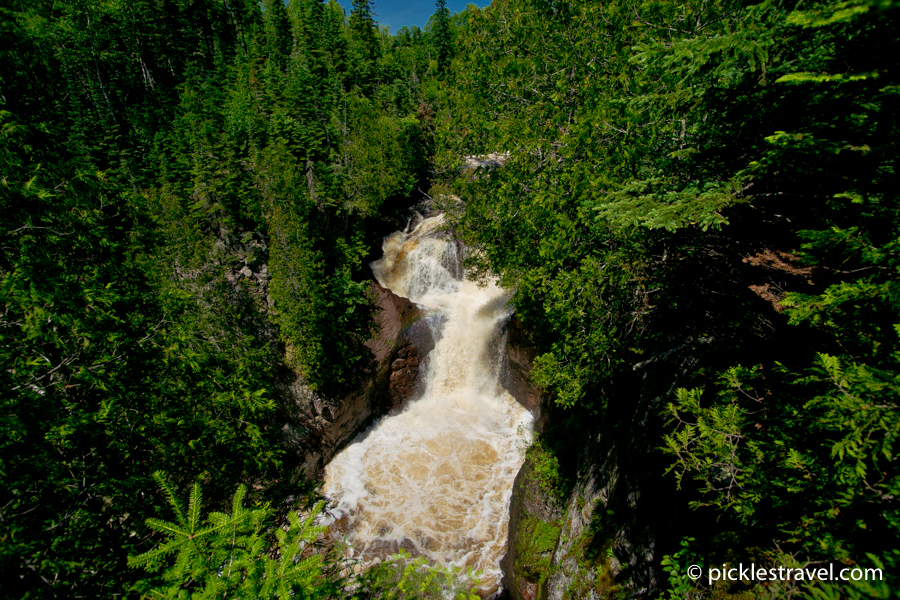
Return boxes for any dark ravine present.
[240,209,680,599]
[212,222,686,599]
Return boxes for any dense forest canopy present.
[0,0,464,595]
[1,0,897,597]
[435,0,898,596]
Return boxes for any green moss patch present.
[514,514,562,586]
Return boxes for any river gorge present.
[322,215,533,592]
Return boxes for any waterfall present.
[322,215,533,592]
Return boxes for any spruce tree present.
[263,0,293,65]
[432,0,452,73]
[349,0,379,61]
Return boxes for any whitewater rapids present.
[322,215,533,592]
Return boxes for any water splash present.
[323,215,533,592]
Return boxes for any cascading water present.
[322,215,533,592]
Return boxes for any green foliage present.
[343,96,423,215]
[593,178,745,232]
[663,382,750,514]
[802,552,896,600]
[514,516,561,586]
[440,0,900,596]
[660,538,705,600]
[0,143,286,595]
[348,0,380,88]
[665,350,900,541]
[431,0,453,73]
[359,550,482,600]
[655,0,899,586]
[526,436,568,501]
[2,0,450,596]
[786,0,894,28]
[268,200,372,391]
[663,354,900,590]
[130,475,332,599]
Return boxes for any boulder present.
[388,344,421,407]
[464,152,510,170]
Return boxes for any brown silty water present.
[322,215,533,593]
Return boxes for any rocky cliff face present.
[280,281,435,478]
[503,316,546,429]
[500,344,710,600]
[503,452,565,600]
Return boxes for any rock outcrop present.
[502,452,565,600]
[389,345,420,407]
[503,316,546,430]
[385,301,436,409]
[282,281,435,478]
[464,152,511,170]
[501,343,713,600]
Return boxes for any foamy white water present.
[322,215,533,591]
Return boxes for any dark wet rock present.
[501,342,713,600]
[389,344,421,407]
[502,452,565,600]
[503,316,546,431]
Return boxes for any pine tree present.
[349,0,379,65]
[129,475,331,598]
[432,0,452,73]
[263,0,293,65]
